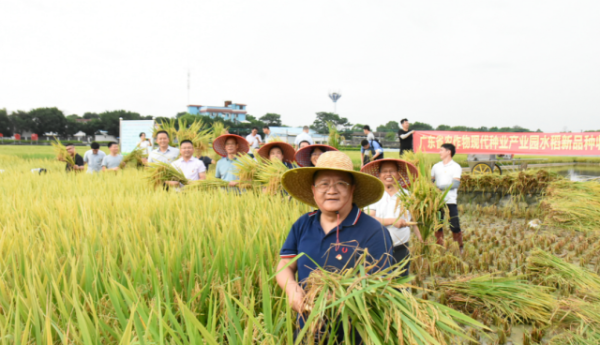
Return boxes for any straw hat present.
[213,134,249,157]
[257,141,296,163]
[361,159,419,189]
[282,151,384,208]
[294,144,338,167]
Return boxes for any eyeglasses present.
[314,181,352,193]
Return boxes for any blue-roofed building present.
[187,100,247,123]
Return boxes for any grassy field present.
[1,147,600,343]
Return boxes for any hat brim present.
[257,142,296,163]
[294,144,339,167]
[213,134,249,157]
[360,159,419,189]
[282,167,385,208]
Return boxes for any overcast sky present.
[1,1,599,132]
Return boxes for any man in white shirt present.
[245,127,262,157]
[167,140,206,186]
[137,132,153,163]
[294,126,314,150]
[363,125,375,142]
[431,143,463,251]
[261,125,272,145]
[148,131,180,164]
[83,142,106,173]
[364,159,422,277]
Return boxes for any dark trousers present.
[439,204,461,233]
[393,244,410,277]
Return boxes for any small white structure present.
[94,130,118,142]
[74,131,87,141]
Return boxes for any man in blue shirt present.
[213,134,250,187]
[360,138,384,170]
[277,151,392,343]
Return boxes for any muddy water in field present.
[531,165,600,181]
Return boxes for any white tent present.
[74,131,86,141]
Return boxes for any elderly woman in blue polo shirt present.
[276,151,393,343]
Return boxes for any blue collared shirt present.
[280,205,393,284]
[148,146,180,164]
[361,139,383,154]
[215,156,239,181]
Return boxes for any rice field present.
[1,146,600,344]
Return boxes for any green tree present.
[436,124,452,131]
[8,110,35,134]
[385,132,396,141]
[99,110,142,136]
[0,109,13,136]
[311,112,351,134]
[29,107,67,135]
[83,112,99,120]
[411,121,434,130]
[351,124,365,132]
[259,113,282,126]
[376,121,400,133]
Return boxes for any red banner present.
[414,131,600,156]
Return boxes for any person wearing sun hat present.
[362,159,422,277]
[213,134,250,187]
[275,151,393,343]
[257,141,295,169]
[294,144,338,168]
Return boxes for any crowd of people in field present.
[56,119,462,342]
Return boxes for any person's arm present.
[275,259,304,312]
[368,210,396,227]
[372,142,383,160]
[399,131,415,139]
[412,225,423,242]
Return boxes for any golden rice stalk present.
[186,177,229,190]
[541,180,600,232]
[120,148,146,168]
[326,121,344,149]
[233,154,262,189]
[438,273,556,325]
[145,161,189,188]
[176,118,212,157]
[211,122,228,138]
[399,150,420,166]
[255,158,288,194]
[51,137,76,167]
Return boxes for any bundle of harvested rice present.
[255,158,288,194]
[438,274,556,325]
[211,121,228,137]
[527,249,600,293]
[397,154,449,241]
[176,118,212,157]
[541,180,600,232]
[146,161,189,188]
[399,150,420,166]
[298,252,487,344]
[233,154,261,189]
[120,148,146,168]
[51,138,76,167]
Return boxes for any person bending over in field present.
[83,142,106,173]
[166,140,206,187]
[362,159,422,277]
[294,144,338,168]
[102,142,123,172]
[276,151,393,343]
[62,143,85,172]
[212,134,250,187]
[257,141,295,169]
[432,143,464,252]
[148,130,180,164]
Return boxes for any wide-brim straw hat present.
[282,151,384,208]
[361,159,419,189]
[213,134,249,157]
[295,144,338,167]
[257,141,296,163]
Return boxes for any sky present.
[1,0,599,133]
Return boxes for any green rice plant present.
[437,274,557,325]
[541,180,600,232]
[146,160,189,187]
[326,121,345,149]
[211,121,228,137]
[397,151,449,241]
[255,158,289,194]
[527,249,600,294]
[296,252,488,345]
[51,137,76,167]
